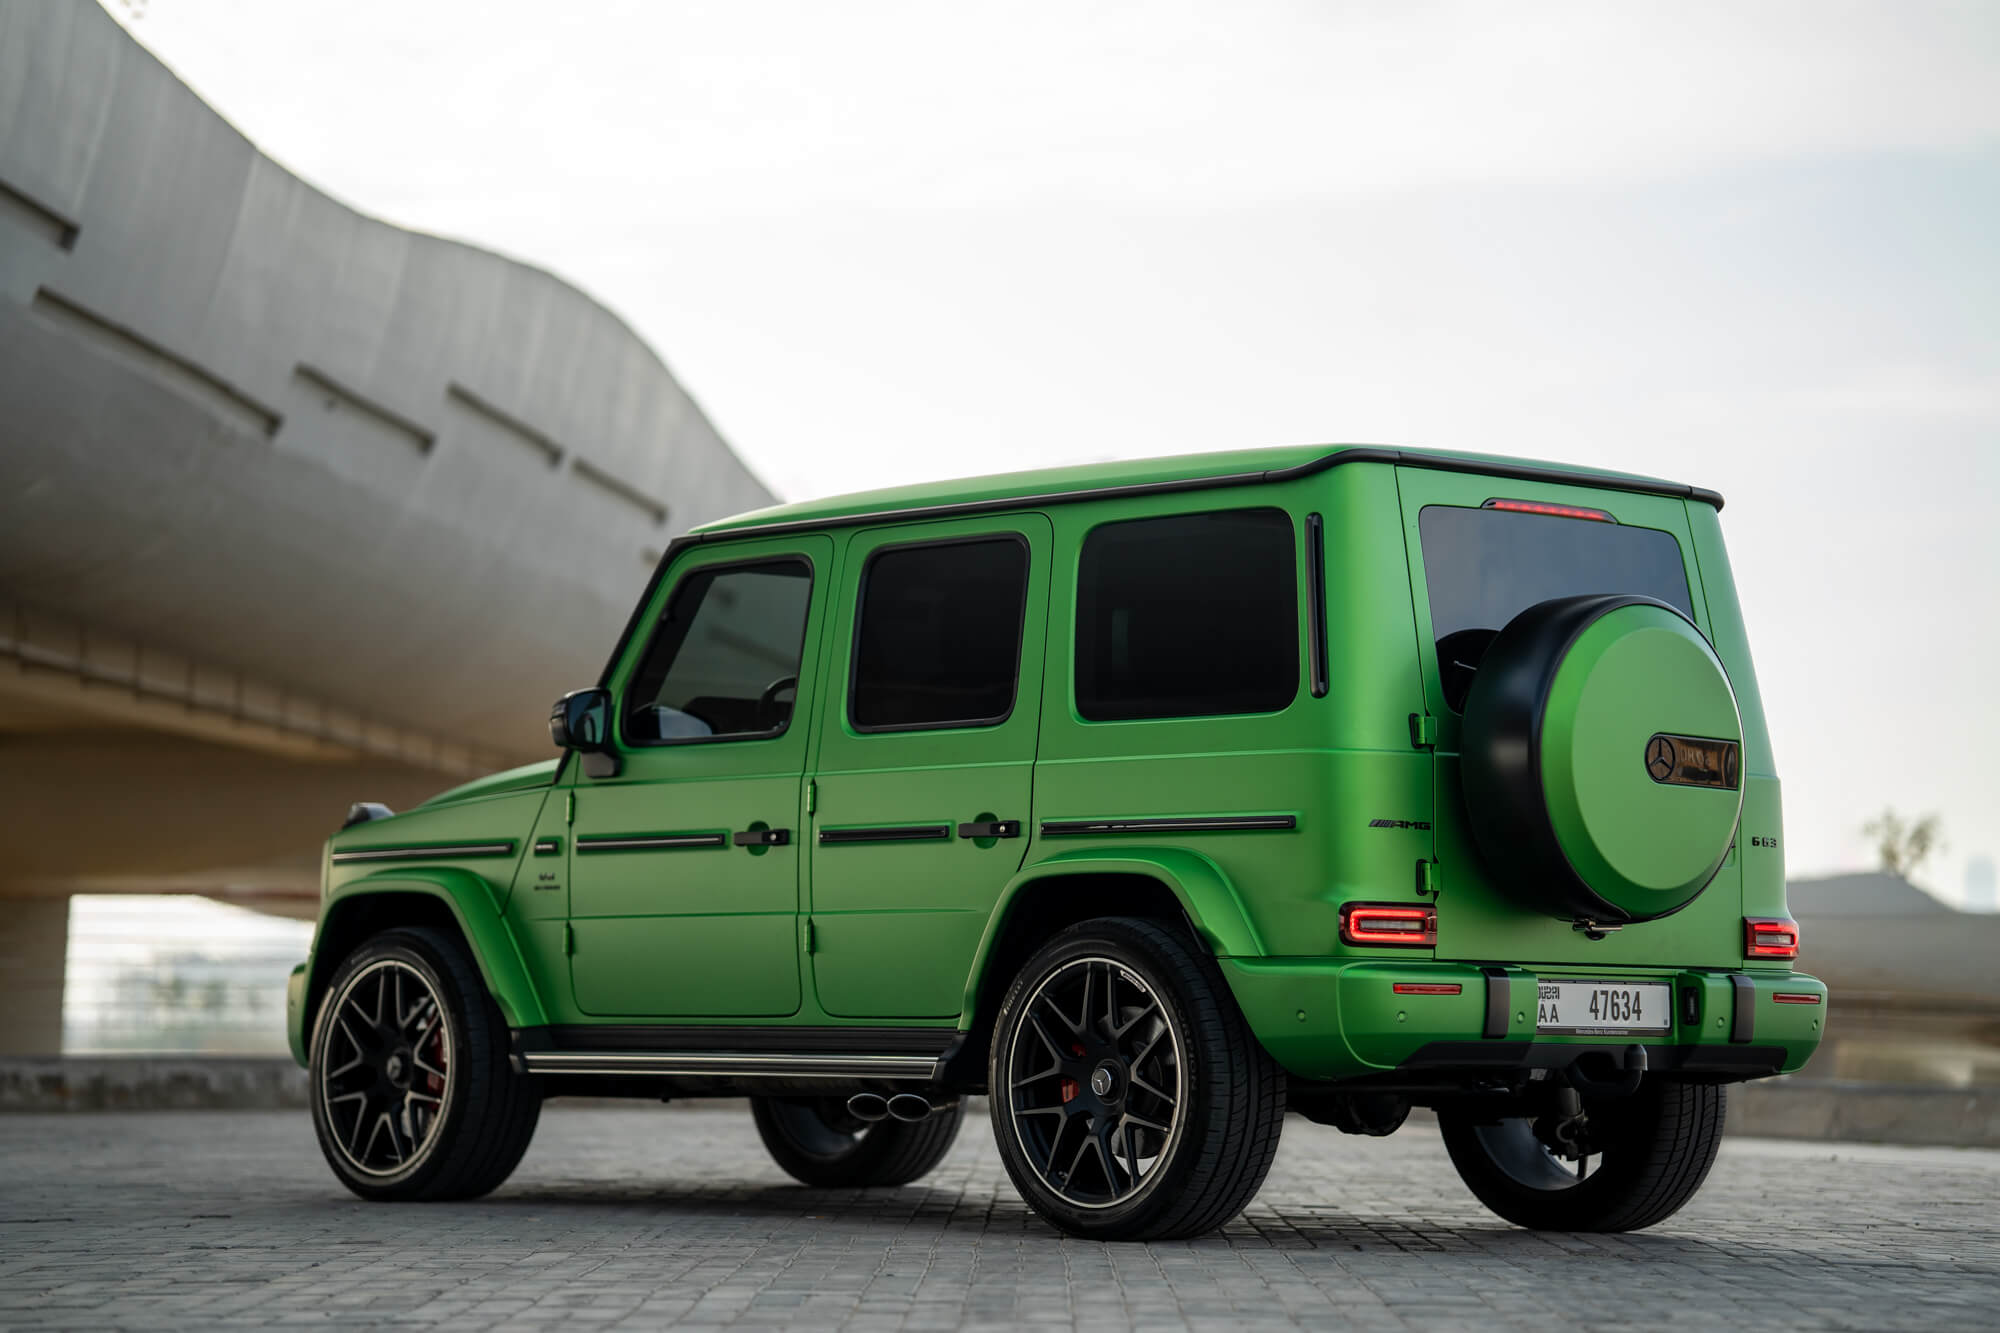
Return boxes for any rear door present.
[807,514,1052,1018]
[1394,467,1743,968]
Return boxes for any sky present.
[105,0,1999,904]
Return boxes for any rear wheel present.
[1438,1081,1727,1231]
[751,1096,963,1187]
[988,917,1285,1240]
[308,927,541,1201]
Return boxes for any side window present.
[624,559,813,743]
[850,537,1030,731]
[1075,508,1298,722]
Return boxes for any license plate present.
[1536,980,1672,1034]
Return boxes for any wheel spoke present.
[1036,990,1082,1039]
[326,1090,367,1108]
[1112,994,1158,1040]
[1042,1111,1075,1178]
[1062,1124,1093,1188]
[1121,1120,1141,1182]
[1025,1011,1070,1065]
[1079,963,1099,1041]
[1090,1124,1123,1192]
[1122,1110,1172,1135]
[1013,1104,1066,1118]
[1129,1071,1176,1106]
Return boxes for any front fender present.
[293,868,547,1064]
[957,846,1266,1023]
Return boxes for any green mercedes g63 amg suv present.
[288,444,1823,1240]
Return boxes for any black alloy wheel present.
[1005,954,1184,1209]
[317,957,453,1177]
[989,917,1285,1240]
[308,927,541,1201]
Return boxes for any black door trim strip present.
[576,833,729,853]
[1040,815,1298,837]
[817,824,953,845]
[330,840,517,865]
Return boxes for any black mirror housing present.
[550,687,611,751]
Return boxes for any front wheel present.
[1438,1081,1727,1231]
[988,917,1286,1241]
[308,926,541,1201]
[751,1096,963,1187]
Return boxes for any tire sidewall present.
[308,931,473,1200]
[987,921,1216,1237]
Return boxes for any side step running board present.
[519,1050,943,1081]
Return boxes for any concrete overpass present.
[0,2,774,1052]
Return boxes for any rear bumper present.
[1222,958,1826,1084]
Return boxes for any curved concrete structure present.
[0,3,773,1050]
[0,2,772,769]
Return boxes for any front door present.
[567,535,832,1017]
[808,514,1052,1018]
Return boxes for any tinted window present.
[851,538,1029,730]
[1076,509,1298,722]
[1419,504,1693,711]
[625,560,812,742]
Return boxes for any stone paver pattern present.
[2,1106,1996,1330]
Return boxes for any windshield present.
[1419,504,1693,711]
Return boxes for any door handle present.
[733,827,791,847]
[956,819,1021,840]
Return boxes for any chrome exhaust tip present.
[846,1092,889,1122]
[886,1092,936,1123]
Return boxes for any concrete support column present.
[0,894,69,1055]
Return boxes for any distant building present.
[1967,856,1997,913]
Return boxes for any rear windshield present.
[1419,505,1693,712]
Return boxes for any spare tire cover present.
[1460,594,1743,924]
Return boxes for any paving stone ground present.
[1,1105,1996,1331]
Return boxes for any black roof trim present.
[597,447,1723,688]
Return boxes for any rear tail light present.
[1341,903,1437,947]
[1744,916,1800,960]
[1391,982,1462,995]
[1482,497,1614,523]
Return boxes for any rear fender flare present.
[958,846,1265,1026]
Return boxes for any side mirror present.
[550,688,620,777]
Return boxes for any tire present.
[308,926,542,1201]
[1438,1081,1727,1231]
[751,1095,963,1187]
[987,916,1285,1240]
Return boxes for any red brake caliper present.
[1060,1043,1085,1103]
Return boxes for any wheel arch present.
[293,870,547,1066]
[946,848,1264,1086]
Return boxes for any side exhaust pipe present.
[846,1092,889,1122]
[886,1093,933,1122]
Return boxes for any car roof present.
[689,443,1718,538]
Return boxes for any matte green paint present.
[418,758,559,810]
[1541,604,1743,916]
[566,533,833,1018]
[808,514,1053,1018]
[290,444,1819,1091]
